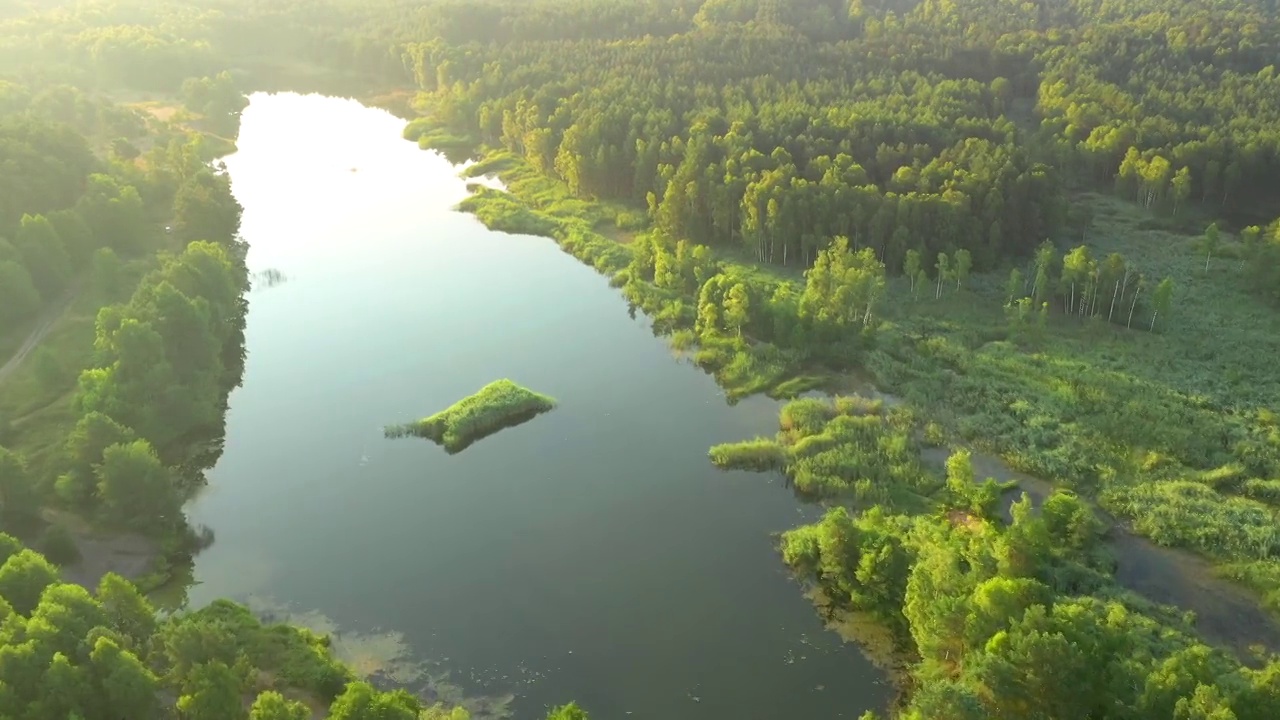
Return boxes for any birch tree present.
[724,283,750,337]
[904,249,921,297]
[1061,245,1093,315]
[801,236,886,329]
[1127,274,1145,329]
[954,249,972,290]
[1241,225,1262,270]
[1170,166,1192,216]
[1102,254,1127,323]
[1139,155,1172,208]
[935,252,950,300]
[1151,277,1174,331]
[1117,147,1141,198]
[1031,241,1055,305]
[1203,222,1219,272]
[1006,268,1023,305]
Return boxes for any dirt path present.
[0,281,81,386]
[41,509,161,590]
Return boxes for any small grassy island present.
[385,379,556,453]
[709,396,938,506]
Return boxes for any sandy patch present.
[46,509,160,589]
[137,103,180,122]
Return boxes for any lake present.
[184,92,891,719]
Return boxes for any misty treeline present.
[0,72,249,532]
[5,0,1276,316]
[396,0,1280,266]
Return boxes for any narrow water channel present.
[183,93,890,718]
[922,446,1280,658]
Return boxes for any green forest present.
[2,0,1280,717]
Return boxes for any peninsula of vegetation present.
[385,379,556,453]
[713,397,1280,717]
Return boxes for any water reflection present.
[246,595,515,718]
[184,92,891,719]
[251,268,288,290]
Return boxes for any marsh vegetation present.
[720,396,1280,718]
[385,380,556,453]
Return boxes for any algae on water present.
[385,379,556,453]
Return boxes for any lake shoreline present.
[185,92,892,719]
[804,586,913,706]
[409,114,1280,668]
[923,430,1280,660]
[0,85,251,597]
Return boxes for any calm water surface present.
[185,92,890,719]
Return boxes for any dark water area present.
[183,93,891,719]
[923,446,1280,659]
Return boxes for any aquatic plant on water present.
[385,379,556,453]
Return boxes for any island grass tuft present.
[707,438,786,471]
[711,395,938,508]
[385,379,556,453]
[458,188,560,237]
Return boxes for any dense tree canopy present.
[3,1,1280,718]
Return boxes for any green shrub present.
[614,211,646,231]
[708,438,787,471]
[1103,480,1279,560]
[716,395,936,503]
[459,190,559,237]
[923,421,946,447]
[386,379,556,453]
[780,397,836,435]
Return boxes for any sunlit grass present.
[711,395,938,507]
[864,192,1280,607]
[403,117,479,163]
[708,437,786,471]
[385,379,556,453]
[458,188,560,237]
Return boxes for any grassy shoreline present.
[410,113,1280,626]
[411,120,848,401]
